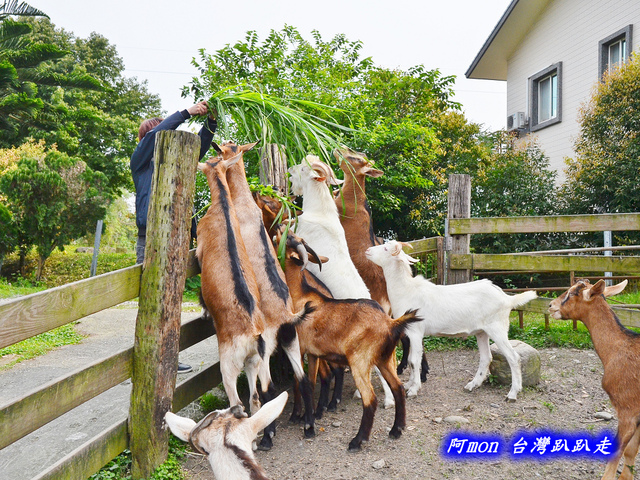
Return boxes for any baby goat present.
[549,279,640,480]
[366,240,536,402]
[165,392,288,480]
[276,228,420,451]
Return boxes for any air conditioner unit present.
[507,112,526,131]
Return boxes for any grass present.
[89,436,187,480]
[413,311,596,354]
[0,322,84,370]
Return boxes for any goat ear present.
[364,167,383,178]
[240,142,258,153]
[586,279,607,300]
[248,392,288,435]
[164,412,196,443]
[603,279,628,297]
[197,162,206,172]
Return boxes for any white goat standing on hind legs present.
[287,156,396,409]
[366,240,537,402]
[549,279,640,480]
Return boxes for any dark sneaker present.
[177,363,193,374]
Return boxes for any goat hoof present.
[347,439,362,452]
[397,364,406,375]
[420,372,428,383]
[257,436,273,451]
[327,401,338,412]
[289,413,302,424]
[389,426,403,439]
[505,396,517,403]
[304,425,316,438]
[383,400,395,410]
[314,409,324,420]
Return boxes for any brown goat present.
[218,141,315,449]
[196,153,267,415]
[252,190,289,239]
[549,279,640,480]
[334,148,429,382]
[275,226,420,451]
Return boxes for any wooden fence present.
[445,173,640,330]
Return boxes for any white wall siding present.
[505,0,640,181]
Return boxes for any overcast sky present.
[30,0,512,131]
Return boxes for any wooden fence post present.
[259,144,288,193]
[129,130,200,479]
[447,174,471,285]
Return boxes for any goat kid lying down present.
[165,392,288,480]
[549,279,640,480]
[366,240,537,402]
[276,227,421,451]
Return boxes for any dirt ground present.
[181,347,622,480]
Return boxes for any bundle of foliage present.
[0,141,109,280]
[184,26,463,240]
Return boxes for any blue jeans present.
[136,235,145,265]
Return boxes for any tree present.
[0,8,101,142]
[0,141,109,280]
[562,53,640,215]
[186,26,463,240]
[4,18,163,196]
[471,135,559,254]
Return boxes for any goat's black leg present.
[397,336,410,375]
[420,350,430,383]
[300,376,316,438]
[257,382,278,451]
[315,367,332,419]
[378,360,406,439]
[348,398,377,452]
[289,377,303,424]
[327,366,345,412]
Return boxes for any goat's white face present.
[165,392,288,480]
[366,241,416,267]
[288,163,312,196]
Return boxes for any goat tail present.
[290,301,317,327]
[390,309,422,343]
[508,290,537,309]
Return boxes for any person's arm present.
[198,116,217,160]
[130,110,190,173]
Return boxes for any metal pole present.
[604,230,612,286]
[90,220,103,277]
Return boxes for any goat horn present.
[302,239,323,271]
[296,243,309,271]
[399,242,413,250]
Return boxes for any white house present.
[466,0,640,180]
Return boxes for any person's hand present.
[187,101,208,116]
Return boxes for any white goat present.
[288,157,395,407]
[366,240,537,402]
[165,392,287,480]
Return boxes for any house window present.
[599,25,632,78]
[529,62,562,131]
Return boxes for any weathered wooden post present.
[446,174,471,285]
[129,130,200,479]
[259,144,288,193]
